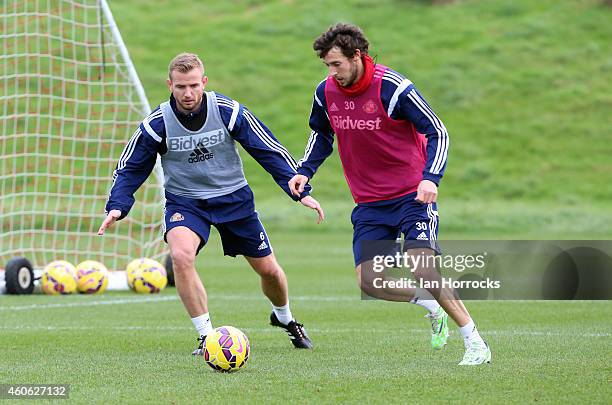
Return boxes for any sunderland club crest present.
[363,99,378,114]
[169,212,184,222]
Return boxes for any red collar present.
[334,54,375,97]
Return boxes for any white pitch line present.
[1,295,610,312]
[0,294,358,311]
[484,330,610,338]
[218,295,357,302]
[0,325,609,338]
[0,295,180,311]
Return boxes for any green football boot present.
[426,306,449,350]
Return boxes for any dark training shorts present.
[163,188,272,258]
[351,191,440,266]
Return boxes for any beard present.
[341,63,359,87]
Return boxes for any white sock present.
[459,319,483,345]
[409,288,441,314]
[272,303,294,325]
[191,313,213,337]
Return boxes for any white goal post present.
[0,0,167,272]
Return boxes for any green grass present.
[1,262,610,404]
[2,219,610,403]
[2,230,612,403]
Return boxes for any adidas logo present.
[187,141,214,163]
[416,232,429,241]
[329,102,340,112]
[258,241,268,251]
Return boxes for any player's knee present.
[249,255,281,278]
[357,278,381,299]
[170,248,196,272]
[258,262,282,279]
[355,266,372,294]
[354,265,364,287]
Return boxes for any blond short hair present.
[168,53,204,79]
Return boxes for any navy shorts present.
[163,189,272,258]
[351,191,440,266]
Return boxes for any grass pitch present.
[1,295,610,403]
[1,228,610,404]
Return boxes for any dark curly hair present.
[313,23,369,59]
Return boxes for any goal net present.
[0,0,166,271]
